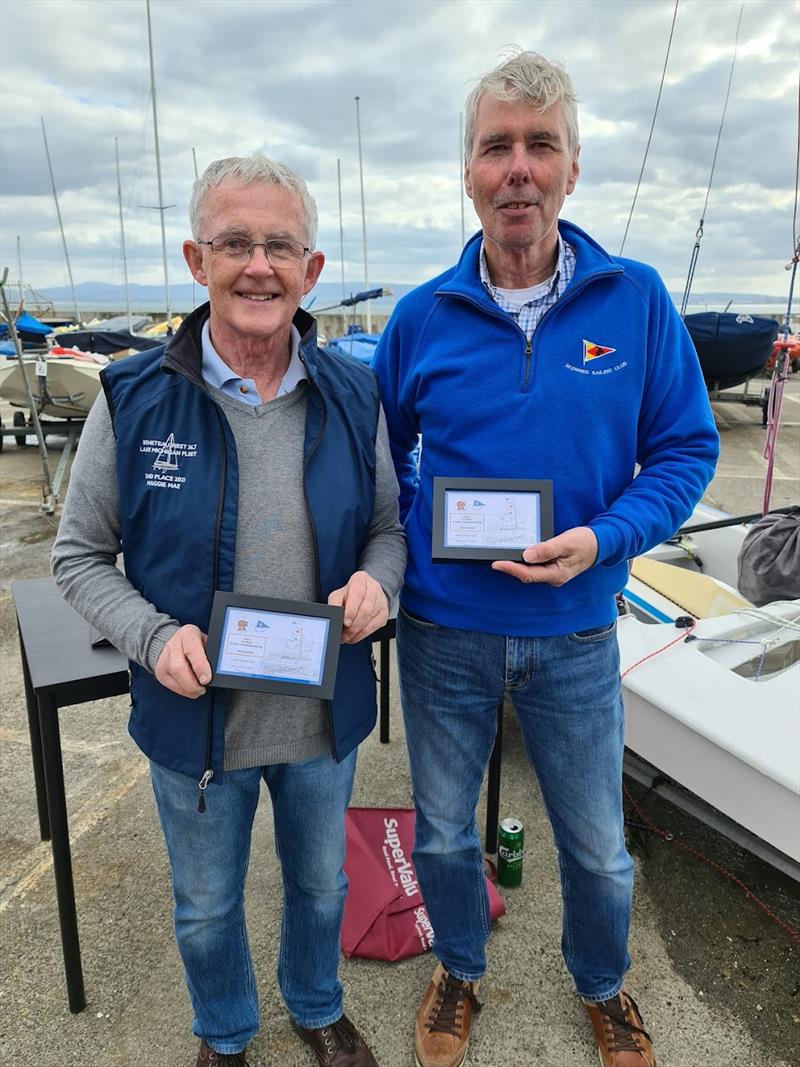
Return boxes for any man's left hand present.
[491,526,598,586]
[328,570,389,643]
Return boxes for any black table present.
[12,576,130,1014]
[12,576,403,1014]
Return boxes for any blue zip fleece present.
[373,221,719,636]
[102,304,380,779]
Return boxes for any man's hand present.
[328,570,389,643]
[491,526,599,586]
[155,624,211,697]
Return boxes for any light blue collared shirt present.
[201,320,307,405]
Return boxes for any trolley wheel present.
[13,410,29,447]
[761,388,769,427]
[0,418,4,452]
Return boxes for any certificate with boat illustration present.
[432,477,554,562]
[206,593,344,698]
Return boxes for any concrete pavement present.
[1,381,798,1067]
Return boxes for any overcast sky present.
[0,0,797,302]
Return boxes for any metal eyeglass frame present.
[197,236,312,264]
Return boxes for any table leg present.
[379,631,390,744]
[38,690,86,1013]
[18,620,50,841]
[485,701,504,854]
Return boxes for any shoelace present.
[596,994,652,1054]
[321,1015,359,1055]
[207,1049,248,1067]
[427,973,482,1037]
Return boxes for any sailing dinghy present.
[619,504,800,875]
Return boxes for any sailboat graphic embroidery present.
[153,433,179,471]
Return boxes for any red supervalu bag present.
[341,806,506,962]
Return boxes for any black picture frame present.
[206,592,344,699]
[431,476,554,562]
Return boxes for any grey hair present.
[189,154,319,247]
[464,49,580,158]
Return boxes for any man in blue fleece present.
[373,50,718,1067]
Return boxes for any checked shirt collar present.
[479,232,576,341]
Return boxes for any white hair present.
[464,49,580,158]
[189,154,319,247]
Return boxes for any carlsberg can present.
[497,818,524,887]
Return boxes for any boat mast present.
[16,236,24,300]
[354,96,371,333]
[114,138,133,333]
[191,147,199,310]
[146,0,172,328]
[337,157,346,302]
[459,112,465,247]
[41,117,80,324]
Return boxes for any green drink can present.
[497,818,524,887]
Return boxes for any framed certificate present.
[432,477,554,562]
[206,592,344,698]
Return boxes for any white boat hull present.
[618,505,800,866]
[0,356,104,419]
[619,606,800,863]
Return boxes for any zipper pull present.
[197,769,213,813]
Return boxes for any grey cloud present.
[1,0,795,295]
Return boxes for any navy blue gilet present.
[101,305,379,784]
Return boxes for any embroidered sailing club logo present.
[582,339,617,364]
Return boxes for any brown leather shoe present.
[292,1013,379,1066]
[414,963,481,1067]
[195,1039,250,1066]
[583,991,657,1066]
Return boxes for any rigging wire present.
[794,74,799,257]
[619,0,679,257]
[680,0,746,317]
[761,65,800,515]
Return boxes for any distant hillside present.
[21,281,417,314]
[668,292,785,305]
[9,281,787,316]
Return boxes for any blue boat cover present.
[0,312,53,338]
[324,333,381,366]
[685,312,778,390]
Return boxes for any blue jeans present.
[396,607,633,1002]
[150,750,357,1055]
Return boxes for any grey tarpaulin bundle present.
[737,508,800,607]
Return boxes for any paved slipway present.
[0,380,798,1067]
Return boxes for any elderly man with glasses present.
[52,155,406,1067]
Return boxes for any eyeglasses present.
[198,235,311,265]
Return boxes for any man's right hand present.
[155,624,211,698]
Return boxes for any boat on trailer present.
[684,312,780,422]
[619,504,800,879]
[0,347,109,422]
